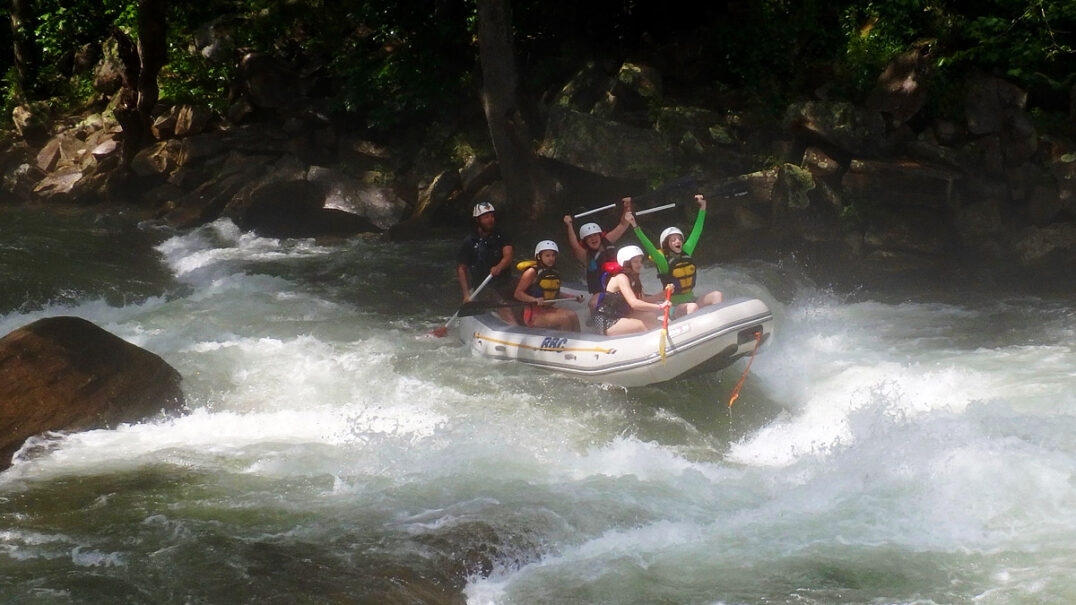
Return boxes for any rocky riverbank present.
[3,49,1075,288]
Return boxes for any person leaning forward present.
[456,201,518,324]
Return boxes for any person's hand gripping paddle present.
[430,273,494,337]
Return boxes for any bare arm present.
[456,264,472,302]
[490,244,513,276]
[604,198,634,243]
[514,268,539,303]
[563,215,587,263]
[610,273,664,312]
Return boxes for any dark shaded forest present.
[2,1,1075,285]
[4,1,1074,144]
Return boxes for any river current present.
[1,206,1074,603]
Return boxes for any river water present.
[1,205,1074,603]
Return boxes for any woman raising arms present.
[562,198,633,313]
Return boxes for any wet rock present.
[956,197,1005,241]
[538,107,678,179]
[130,140,181,176]
[842,159,961,211]
[237,52,304,111]
[224,179,379,238]
[92,38,127,95]
[965,75,1028,136]
[1010,223,1076,265]
[865,206,952,256]
[551,61,615,112]
[175,105,213,138]
[801,147,842,179]
[11,102,51,145]
[307,165,409,229]
[409,168,460,220]
[784,100,886,157]
[0,316,184,470]
[867,44,932,126]
[32,169,84,199]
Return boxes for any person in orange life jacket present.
[456,201,517,325]
[513,240,584,332]
[591,245,671,336]
[629,194,722,318]
[562,198,634,313]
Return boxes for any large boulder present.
[306,166,409,229]
[841,159,961,211]
[866,44,932,126]
[784,101,886,157]
[223,178,379,238]
[0,316,184,470]
[538,107,679,179]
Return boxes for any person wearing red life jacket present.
[562,198,633,314]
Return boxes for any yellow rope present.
[473,333,614,354]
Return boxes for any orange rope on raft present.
[728,330,763,408]
[473,333,615,354]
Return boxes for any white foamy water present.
[1,215,1074,603]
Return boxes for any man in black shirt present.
[456,202,517,323]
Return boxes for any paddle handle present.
[441,272,495,328]
[573,203,617,219]
[468,272,496,301]
[659,285,672,362]
[635,202,677,217]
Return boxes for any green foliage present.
[158,46,233,113]
[941,0,1076,94]
[327,1,475,131]
[839,4,911,97]
[4,0,1075,138]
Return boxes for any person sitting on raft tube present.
[562,198,633,313]
[629,194,722,318]
[513,240,584,332]
[591,245,671,336]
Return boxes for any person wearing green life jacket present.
[628,194,723,318]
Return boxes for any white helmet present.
[578,222,602,239]
[660,227,684,247]
[534,240,559,257]
[472,201,495,217]
[616,245,645,267]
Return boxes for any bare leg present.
[532,308,581,332]
[674,302,699,318]
[698,290,723,308]
[628,309,662,331]
[605,317,649,336]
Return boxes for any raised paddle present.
[571,176,698,219]
[431,272,494,337]
[659,284,673,362]
[635,202,677,217]
[634,180,749,218]
[573,203,618,219]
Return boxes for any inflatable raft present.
[456,296,773,387]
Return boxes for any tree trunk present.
[9,0,38,101]
[475,0,550,220]
[114,0,167,165]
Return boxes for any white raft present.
[456,296,773,387]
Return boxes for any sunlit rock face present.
[0,316,184,471]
